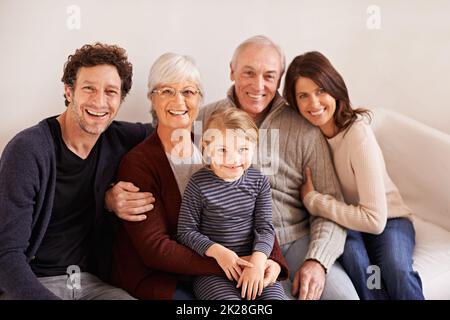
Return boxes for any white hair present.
[147,53,204,124]
[230,35,286,76]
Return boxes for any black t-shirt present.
[31,118,99,277]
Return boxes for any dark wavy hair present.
[283,51,371,132]
[61,42,133,106]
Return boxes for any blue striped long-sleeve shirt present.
[177,166,275,257]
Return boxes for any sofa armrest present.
[371,108,450,231]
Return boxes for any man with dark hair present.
[0,43,153,299]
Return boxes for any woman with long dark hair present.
[283,51,424,300]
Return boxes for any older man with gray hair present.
[198,35,359,300]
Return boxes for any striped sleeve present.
[177,176,216,256]
[252,174,275,257]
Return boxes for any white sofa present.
[371,108,450,300]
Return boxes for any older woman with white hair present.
[110,53,288,300]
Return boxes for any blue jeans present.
[339,217,424,300]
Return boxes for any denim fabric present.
[339,217,424,300]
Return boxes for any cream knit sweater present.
[198,87,346,271]
[303,119,412,235]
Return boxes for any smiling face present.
[150,81,201,131]
[65,64,122,136]
[295,76,338,138]
[230,44,282,119]
[204,129,256,181]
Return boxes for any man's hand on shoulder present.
[104,181,155,221]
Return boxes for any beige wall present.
[1,0,449,153]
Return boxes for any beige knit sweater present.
[303,120,412,235]
[197,87,346,271]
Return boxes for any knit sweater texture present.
[304,120,412,235]
[198,87,346,271]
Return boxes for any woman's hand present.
[300,167,315,200]
[263,259,281,288]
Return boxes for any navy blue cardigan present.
[0,117,151,299]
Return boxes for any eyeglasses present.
[151,87,202,99]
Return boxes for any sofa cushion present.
[371,108,450,230]
[371,108,450,299]
[412,216,450,299]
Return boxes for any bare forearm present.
[250,251,267,268]
[205,243,223,260]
